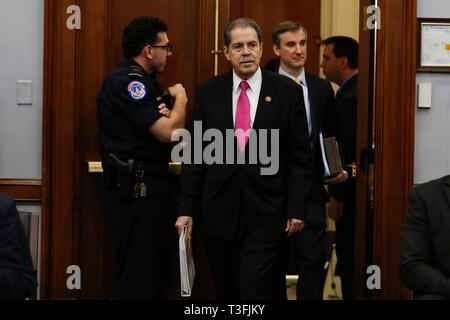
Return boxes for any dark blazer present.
[0,192,37,299]
[304,73,337,224]
[328,73,358,200]
[400,175,450,298]
[180,68,313,241]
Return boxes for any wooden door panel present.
[42,0,78,299]
[108,0,197,100]
[77,0,111,299]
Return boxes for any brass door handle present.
[211,50,222,55]
[87,161,103,173]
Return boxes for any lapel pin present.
[265,96,272,103]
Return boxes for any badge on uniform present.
[127,81,146,100]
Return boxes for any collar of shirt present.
[278,66,313,142]
[232,67,262,128]
[278,66,307,88]
[340,71,358,90]
[232,67,262,93]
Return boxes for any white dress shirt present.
[232,67,262,128]
[278,67,312,138]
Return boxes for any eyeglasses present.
[151,43,173,53]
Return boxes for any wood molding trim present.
[0,179,42,204]
[372,0,417,300]
[353,0,374,299]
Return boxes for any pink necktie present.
[235,81,251,153]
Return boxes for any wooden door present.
[42,0,321,299]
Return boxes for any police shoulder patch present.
[127,81,146,100]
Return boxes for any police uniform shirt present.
[97,59,170,164]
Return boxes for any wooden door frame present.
[354,0,416,299]
[42,0,83,299]
[353,0,374,300]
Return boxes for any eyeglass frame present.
[149,43,173,53]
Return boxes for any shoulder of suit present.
[413,175,450,199]
[339,78,358,97]
[306,72,332,87]
[197,72,232,92]
[267,70,298,89]
[0,192,16,217]
[306,72,319,81]
[344,74,359,90]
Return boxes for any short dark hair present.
[272,21,308,47]
[322,36,359,69]
[122,16,168,59]
[224,18,262,48]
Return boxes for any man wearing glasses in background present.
[97,16,187,299]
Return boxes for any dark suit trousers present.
[202,196,283,300]
[272,200,326,300]
[294,211,327,300]
[334,181,356,300]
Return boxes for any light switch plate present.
[418,83,432,109]
[17,80,33,105]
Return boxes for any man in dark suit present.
[271,21,343,300]
[0,192,37,299]
[320,36,359,299]
[175,18,312,300]
[400,175,450,300]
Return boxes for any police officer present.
[97,16,187,300]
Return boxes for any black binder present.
[319,132,343,178]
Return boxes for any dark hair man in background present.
[320,35,359,299]
[97,16,187,299]
[176,18,312,299]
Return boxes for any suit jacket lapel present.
[253,69,275,130]
[220,71,234,130]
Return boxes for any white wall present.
[415,0,450,183]
[0,0,44,179]
[321,0,360,41]
[0,0,44,299]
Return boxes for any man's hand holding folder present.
[176,216,193,240]
[179,226,196,297]
[324,171,348,185]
